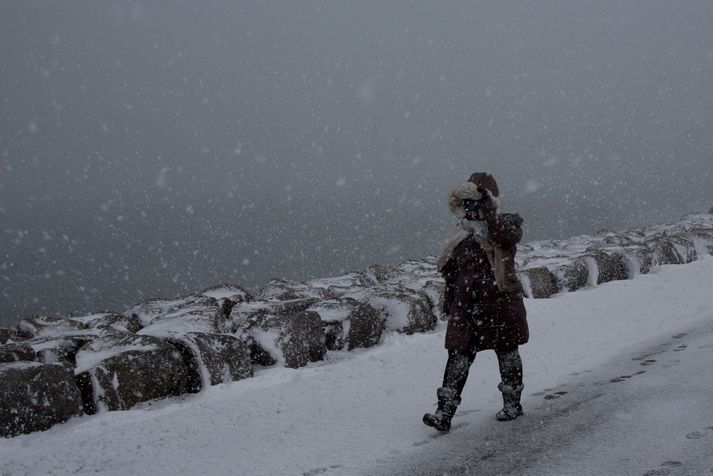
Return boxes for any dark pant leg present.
[495,345,523,388]
[441,349,477,398]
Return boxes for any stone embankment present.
[2,212,712,437]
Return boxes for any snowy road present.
[370,319,713,476]
[1,258,712,476]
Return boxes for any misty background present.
[1,1,712,326]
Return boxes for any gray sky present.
[1,0,712,325]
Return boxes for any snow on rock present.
[133,296,225,337]
[165,332,253,392]
[343,285,436,334]
[420,280,447,320]
[365,259,440,289]
[517,212,713,297]
[74,333,186,414]
[199,283,253,316]
[548,257,590,293]
[363,263,401,284]
[0,361,83,437]
[200,283,253,302]
[0,327,20,344]
[0,342,36,363]
[231,301,326,369]
[257,278,333,301]
[519,267,559,299]
[586,251,630,284]
[25,335,93,366]
[69,312,143,334]
[307,272,372,297]
[647,236,687,266]
[16,314,87,339]
[663,233,698,263]
[307,298,384,351]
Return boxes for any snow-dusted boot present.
[423,387,460,432]
[496,382,523,421]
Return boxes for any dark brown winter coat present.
[441,212,529,352]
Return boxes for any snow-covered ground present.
[1,258,712,476]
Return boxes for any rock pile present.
[1,212,712,437]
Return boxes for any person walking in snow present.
[423,172,529,432]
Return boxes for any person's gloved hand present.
[477,187,497,218]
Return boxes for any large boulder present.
[666,234,698,264]
[587,251,630,284]
[394,259,441,281]
[551,258,589,292]
[229,298,321,330]
[0,327,20,344]
[307,298,383,351]
[646,237,684,266]
[25,335,94,366]
[257,278,333,302]
[232,304,326,369]
[363,264,400,284]
[420,280,446,321]
[0,361,83,437]
[364,259,440,290]
[521,266,559,298]
[133,296,225,337]
[166,333,253,392]
[343,285,436,334]
[307,273,372,298]
[69,312,143,334]
[74,333,186,414]
[0,343,36,363]
[200,283,253,316]
[618,246,653,276]
[595,230,638,248]
[16,314,86,339]
[277,311,327,368]
[687,227,713,256]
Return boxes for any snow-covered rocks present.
[550,258,590,292]
[2,211,712,439]
[16,314,86,339]
[74,333,186,414]
[24,336,91,365]
[257,278,332,302]
[343,285,436,334]
[307,272,373,298]
[517,213,713,298]
[586,251,630,284]
[0,327,19,344]
[520,267,559,299]
[166,333,252,392]
[0,342,36,363]
[199,283,253,316]
[133,296,225,337]
[231,301,326,369]
[69,312,143,334]
[0,361,83,437]
[307,298,384,351]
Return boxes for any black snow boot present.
[496,382,524,421]
[423,387,460,432]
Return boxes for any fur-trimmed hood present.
[447,181,502,218]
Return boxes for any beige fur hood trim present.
[447,182,502,218]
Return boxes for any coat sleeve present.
[485,213,523,249]
[440,259,457,316]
